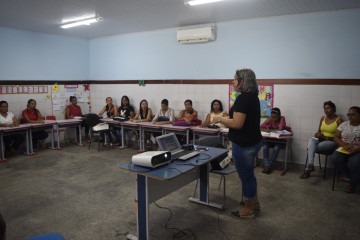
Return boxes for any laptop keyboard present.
[173,151,199,160]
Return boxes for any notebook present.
[156,133,200,161]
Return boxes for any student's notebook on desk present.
[262,130,293,138]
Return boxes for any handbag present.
[93,123,109,131]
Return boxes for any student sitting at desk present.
[0,101,25,155]
[66,96,90,140]
[300,101,343,179]
[22,99,48,150]
[118,95,135,120]
[130,99,153,123]
[98,97,120,145]
[177,99,198,124]
[201,99,228,128]
[332,106,360,193]
[152,99,174,125]
[260,107,286,174]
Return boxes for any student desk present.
[100,118,123,146]
[25,122,56,154]
[161,124,191,144]
[120,147,228,240]
[220,128,229,147]
[54,119,83,150]
[261,133,293,176]
[138,122,164,150]
[190,126,221,145]
[0,124,31,162]
[120,121,143,150]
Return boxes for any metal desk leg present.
[186,129,189,144]
[24,129,30,155]
[189,164,223,209]
[0,132,6,162]
[120,125,126,149]
[29,129,36,155]
[280,139,290,176]
[78,124,83,146]
[193,132,196,145]
[56,124,61,150]
[139,126,144,152]
[73,127,78,143]
[137,174,149,240]
[49,125,55,150]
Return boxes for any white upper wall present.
[89,9,360,80]
[0,27,89,80]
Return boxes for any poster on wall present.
[0,85,48,94]
[229,84,274,118]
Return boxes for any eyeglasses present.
[347,113,357,117]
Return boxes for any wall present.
[89,9,360,80]
[89,9,360,165]
[0,27,89,80]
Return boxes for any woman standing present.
[212,68,262,219]
[300,101,343,178]
[22,99,48,149]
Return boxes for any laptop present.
[156,133,200,161]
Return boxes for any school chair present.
[85,114,111,151]
[303,149,334,179]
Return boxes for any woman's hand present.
[184,118,191,124]
[349,146,360,155]
[343,144,355,152]
[211,116,219,125]
[315,132,324,139]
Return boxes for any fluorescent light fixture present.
[60,17,102,29]
[185,0,224,6]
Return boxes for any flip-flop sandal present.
[230,211,255,219]
[345,185,354,193]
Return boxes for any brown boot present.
[231,200,255,219]
[300,171,310,179]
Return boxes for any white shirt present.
[153,108,175,122]
[0,112,15,124]
[338,121,360,147]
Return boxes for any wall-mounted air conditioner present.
[177,26,216,44]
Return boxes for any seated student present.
[300,101,343,178]
[175,99,198,145]
[98,97,120,144]
[118,95,135,120]
[130,99,153,123]
[22,99,48,150]
[66,96,90,140]
[0,101,25,155]
[260,107,286,174]
[152,99,174,125]
[332,106,360,193]
[201,99,228,128]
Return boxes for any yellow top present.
[320,116,340,137]
[210,111,226,128]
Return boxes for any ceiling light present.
[60,17,102,29]
[185,0,224,6]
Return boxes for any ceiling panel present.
[0,0,359,39]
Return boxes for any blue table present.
[120,147,228,240]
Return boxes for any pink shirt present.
[261,116,286,129]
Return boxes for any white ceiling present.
[0,0,359,39]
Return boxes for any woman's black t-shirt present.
[228,92,262,147]
[118,106,135,119]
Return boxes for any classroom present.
[1,1,360,240]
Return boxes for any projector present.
[132,151,172,168]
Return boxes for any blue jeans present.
[306,138,337,170]
[232,140,263,201]
[332,151,360,188]
[263,140,285,167]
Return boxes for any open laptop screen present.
[156,133,181,152]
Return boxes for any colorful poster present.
[7,86,13,94]
[23,86,28,93]
[12,86,18,94]
[229,84,274,118]
[18,86,23,93]
[28,86,33,93]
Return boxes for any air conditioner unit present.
[177,26,215,44]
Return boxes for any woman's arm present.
[13,116,19,126]
[177,110,185,120]
[37,111,44,121]
[98,106,106,117]
[130,110,140,122]
[333,130,355,152]
[315,116,325,139]
[22,112,43,123]
[184,110,198,124]
[212,112,246,130]
[66,107,73,119]
[260,118,271,132]
[201,114,211,128]
[113,105,119,117]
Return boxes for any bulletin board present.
[229,84,274,118]
[50,84,91,116]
